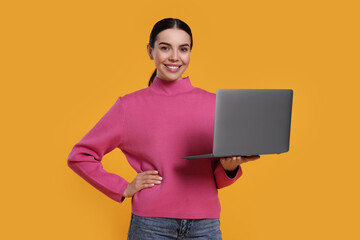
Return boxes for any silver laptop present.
[181,89,293,159]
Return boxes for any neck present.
[149,76,195,95]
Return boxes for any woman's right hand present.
[123,170,162,198]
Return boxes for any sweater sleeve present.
[213,159,243,189]
[67,96,129,203]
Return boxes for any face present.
[147,28,191,82]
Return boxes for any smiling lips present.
[164,64,181,72]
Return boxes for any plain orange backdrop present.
[1,0,359,239]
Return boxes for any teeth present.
[166,65,180,69]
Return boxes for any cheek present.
[154,52,167,64]
[182,53,191,64]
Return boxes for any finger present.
[221,157,237,165]
[227,156,241,161]
[221,156,235,162]
[243,155,260,161]
[221,157,241,167]
[142,179,162,185]
[235,156,245,164]
[141,170,159,175]
[220,158,231,166]
[137,171,160,180]
[233,156,244,163]
[134,181,156,191]
[227,156,246,164]
[141,183,155,189]
[142,175,163,181]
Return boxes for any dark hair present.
[148,18,193,87]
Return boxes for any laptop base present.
[181,154,253,159]
[181,154,215,159]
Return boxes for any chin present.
[158,74,183,82]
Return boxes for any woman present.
[67,18,260,240]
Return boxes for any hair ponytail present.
[148,69,157,87]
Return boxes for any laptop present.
[181,89,293,159]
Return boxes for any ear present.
[147,44,154,60]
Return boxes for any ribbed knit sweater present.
[67,76,242,219]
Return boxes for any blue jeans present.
[127,213,222,240]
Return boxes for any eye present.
[160,46,169,50]
[180,47,189,52]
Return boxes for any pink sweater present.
[67,76,242,219]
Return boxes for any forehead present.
[155,28,191,45]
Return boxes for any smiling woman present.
[67,17,259,240]
[147,18,193,86]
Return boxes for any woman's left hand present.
[220,155,260,171]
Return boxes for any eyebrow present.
[158,42,190,47]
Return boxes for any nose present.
[169,50,179,61]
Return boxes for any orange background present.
[1,0,359,239]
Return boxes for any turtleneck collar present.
[149,76,195,95]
